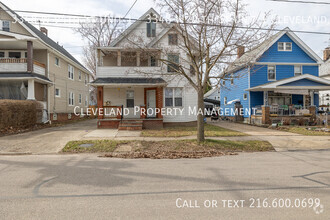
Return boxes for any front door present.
[147,89,156,118]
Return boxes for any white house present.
[91,8,198,130]
[320,47,330,111]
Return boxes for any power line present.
[123,0,138,18]
[267,0,330,5]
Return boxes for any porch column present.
[27,41,34,73]
[97,86,104,119]
[27,79,35,100]
[136,52,140,67]
[263,91,269,106]
[310,91,314,106]
[156,87,163,119]
[117,51,121,66]
[261,106,271,125]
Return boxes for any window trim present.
[243,93,248,100]
[126,90,135,108]
[165,87,183,107]
[85,95,88,107]
[78,71,82,81]
[278,42,292,52]
[2,20,10,32]
[68,64,74,80]
[167,54,180,73]
[68,92,74,106]
[168,33,178,45]
[55,88,61,98]
[78,94,82,104]
[55,57,60,67]
[294,65,302,76]
[146,21,156,38]
[268,65,276,81]
[224,97,227,105]
[84,73,88,86]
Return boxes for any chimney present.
[324,47,330,61]
[237,46,245,58]
[40,27,48,36]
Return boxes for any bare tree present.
[149,0,276,142]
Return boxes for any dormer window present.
[278,42,292,51]
[168,34,178,45]
[147,21,156,37]
[2,21,10,32]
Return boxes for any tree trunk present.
[197,89,205,143]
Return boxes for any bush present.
[0,100,42,130]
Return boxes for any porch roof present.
[91,77,167,87]
[246,74,330,92]
[0,72,53,84]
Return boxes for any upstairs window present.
[278,42,292,51]
[294,65,302,76]
[79,94,82,104]
[168,34,178,45]
[167,54,179,72]
[68,64,74,80]
[150,56,157,67]
[147,21,156,37]
[85,74,88,85]
[9,52,21,58]
[2,21,10,32]
[55,57,60,66]
[78,71,82,80]
[55,88,60,97]
[268,65,276,81]
[0,52,4,58]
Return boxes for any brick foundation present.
[98,120,120,129]
[163,121,197,127]
[143,119,164,129]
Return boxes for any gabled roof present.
[204,87,220,98]
[247,74,330,91]
[110,8,164,47]
[226,28,323,74]
[0,1,89,73]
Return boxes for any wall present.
[0,6,32,36]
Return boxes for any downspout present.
[47,51,51,122]
[248,66,251,124]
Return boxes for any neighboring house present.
[92,8,197,130]
[204,87,220,112]
[220,27,330,125]
[320,47,330,111]
[0,2,91,122]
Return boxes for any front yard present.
[62,139,274,159]
[141,124,247,137]
[275,126,330,136]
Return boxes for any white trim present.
[294,65,302,76]
[255,62,319,66]
[278,42,292,52]
[243,93,248,100]
[267,65,276,81]
[55,88,61,98]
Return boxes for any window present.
[0,52,4,58]
[55,88,60,97]
[85,95,88,107]
[126,90,134,108]
[150,56,156,67]
[78,71,81,80]
[278,42,292,51]
[168,34,178,45]
[2,21,10,32]
[78,94,82,104]
[146,21,156,37]
[68,64,74,80]
[55,57,60,66]
[85,74,88,85]
[9,52,21,58]
[224,97,227,105]
[165,88,183,107]
[268,65,276,81]
[243,93,248,100]
[167,54,179,72]
[294,65,302,76]
[231,78,234,85]
[68,92,74,106]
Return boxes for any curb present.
[0,152,32,156]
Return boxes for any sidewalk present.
[212,121,330,151]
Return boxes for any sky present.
[2,0,329,65]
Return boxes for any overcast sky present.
[2,0,330,64]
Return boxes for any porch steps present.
[118,120,143,131]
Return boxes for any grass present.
[141,124,247,137]
[62,139,274,154]
[277,126,330,136]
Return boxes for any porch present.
[92,77,166,130]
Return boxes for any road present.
[0,151,329,219]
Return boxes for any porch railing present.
[0,58,46,75]
[270,104,311,116]
[103,106,122,119]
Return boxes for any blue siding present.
[281,79,328,87]
[250,91,264,108]
[220,68,250,117]
[258,34,316,63]
[250,65,268,88]
[314,94,319,107]
[303,66,318,76]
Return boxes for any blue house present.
[220,28,330,124]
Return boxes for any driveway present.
[213,121,330,151]
[0,119,98,154]
[0,152,328,219]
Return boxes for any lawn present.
[62,139,274,159]
[277,126,330,136]
[141,124,247,137]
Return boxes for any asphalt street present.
[0,151,329,219]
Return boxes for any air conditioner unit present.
[68,113,72,120]
[53,113,58,121]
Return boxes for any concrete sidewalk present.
[212,121,330,151]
